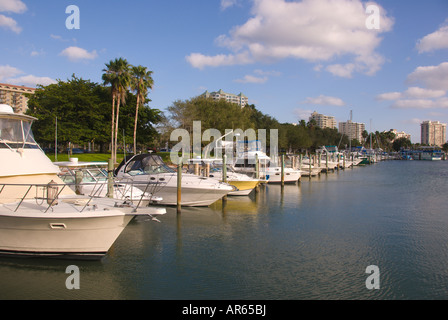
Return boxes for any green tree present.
[26,75,161,154]
[26,76,111,152]
[392,137,412,152]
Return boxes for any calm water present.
[1,160,448,300]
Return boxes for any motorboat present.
[114,153,236,206]
[186,158,262,196]
[0,104,165,259]
[231,141,301,184]
[54,158,162,205]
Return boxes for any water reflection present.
[1,162,448,299]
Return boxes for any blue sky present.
[1,0,448,143]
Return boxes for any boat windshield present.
[59,167,108,183]
[125,155,175,175]
[0,117,37,148]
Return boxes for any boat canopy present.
[115,154,175,176]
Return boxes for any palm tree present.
[102,57,131,163]
[102,59,119,164]
[130,65,154,154]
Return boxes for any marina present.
[1,159,448,299]
[1,102,448,300]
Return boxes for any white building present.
[0,83,36,114]
[309,111,337,129]
[421,120,446,147]
[388,129,411,142]
[201,89,249,108]
[338,120,365,142]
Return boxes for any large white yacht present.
[114,153,235,206]
[0,104,164,259]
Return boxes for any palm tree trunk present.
[111,95,116,164]
[133,94,140,155]
[114,97,121,164]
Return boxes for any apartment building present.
[421,120,446,147]
[388,129,411,142]
[0,83,36,114]
[309,111,337,129]
[338,120,366,142]
[201,89,249,108]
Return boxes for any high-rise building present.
[201,89,249,108]
[309,111,337,129]
[420,120,446,147]
[0,83,36,114]
[338,120,366,142]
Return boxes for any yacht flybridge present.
[0,104,165,259]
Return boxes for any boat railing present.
[0,178,161,213]
[0,182,93,213]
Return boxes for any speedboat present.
[0,104,165,259]
[232,144,301,184]
[187,158,262,196]
[55,158,162,205]
[114,153,235,206]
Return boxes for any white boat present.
[231,141,301,184]
[114,153,236,206]
[54,158,162,205]
[0,104,165,259]
[187,158,262,196]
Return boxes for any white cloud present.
[8,75,56,87]
[404,87,446,99]
[407,61,448,91]
[0,64,56,87]
[0,13,21,33]
[234,74,268,83]
[59,46,98,62]
[186,52,252,69]
[391,97,448,109]
[0,0,26,13]
[0,64,22,80]
[301,94,345,106]
[326,63,356,78]
[376,91,402,101]
[416,19,448,53]
[187,0,393,77]
[0,0,26,33]
[293,108,313,121]
[220,0,239,10]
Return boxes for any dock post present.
[309,155,312,178]
[107,158,114,198]
[281,154,285,186]
[325,153,328,173]
[177,160,182,214]
[222,155,228,201]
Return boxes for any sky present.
[1,0,448,143]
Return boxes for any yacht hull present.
[144,184,231,206]
[0,210,134,260]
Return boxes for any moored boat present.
[0,104,164,259]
